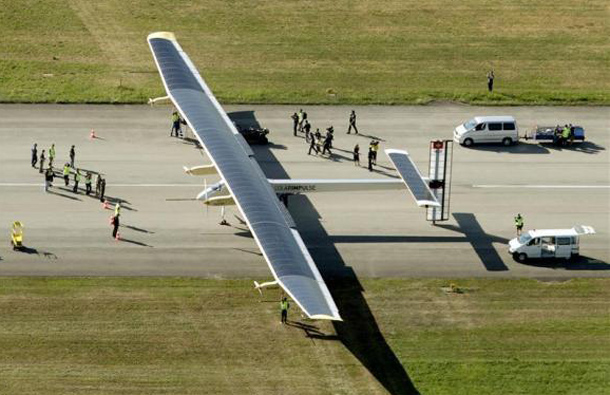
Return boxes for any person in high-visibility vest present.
[85,172,93,195]
[72,169,81,193]
[49,144,56,167]
[280,297,290,324]
[112,202,121,239]
[514,213,524,236]
[562,125,570,145]
[62,163,71,187]
[170,111,181,137]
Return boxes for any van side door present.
[488,122,503,143]
[555,237,572,259]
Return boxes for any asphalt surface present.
[0,104,608,278]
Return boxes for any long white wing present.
[148,32,341,321]
[385,149,440,208]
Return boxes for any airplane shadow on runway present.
[230,110,420,395]
[437,213,510,272]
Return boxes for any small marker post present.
[90,129,96,140]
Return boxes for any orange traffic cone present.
[102,200,110,209]
[90,129,96,140]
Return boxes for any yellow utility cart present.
[10,221,24,250]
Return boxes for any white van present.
[508,226,595,262]
[454,116,518,147]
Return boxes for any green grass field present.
[0,0,609,104]
[0,277,608,394]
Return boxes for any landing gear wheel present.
[463,138,474,147]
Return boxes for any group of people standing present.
[292,109,381,171]
[32,143,106,200]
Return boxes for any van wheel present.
[502,137,513,146]
[463,138,474,147]
[514,252,527,262]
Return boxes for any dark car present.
[237,125,269,145]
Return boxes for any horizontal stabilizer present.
[385,149,440,208]
[184,165,217,176]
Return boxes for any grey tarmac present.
[0,104,608,278]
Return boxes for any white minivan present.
[508,226,596,262]
[454,116,518,147]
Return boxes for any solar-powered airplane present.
[148,32,444,321]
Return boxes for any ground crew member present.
[297,109,304,132]
[171,111,181,137]
[303,120,311,140]
[85,172,92,195]
[569,124,575,145]
[562,125,570,145]
[95,173,101,196]
[353,144,360,166]
[62,163,71,186]
[99,178,106,202]
[326,126,334,148]
[368,147,374,171]
[322,135,332,156]
[280,297,289,324]
[49,144,56,167]
[347,110,358,134]
[487,70,495,92]
[44,167,54,192]
[31,143,38,168]
[39,150,46,173]
[290,112,298,136]
[370,140,379,165]
[69,145,76,168]
[514,213,524,236]
[73,169,81,193]
[112,202,121,238]
[308,135,319,155]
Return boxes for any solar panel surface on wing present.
[148,34,340,320]
[386,150,439,205]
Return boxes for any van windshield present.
[463,119,477,130]
[518,234,532,244]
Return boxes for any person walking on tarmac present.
[49,144,56,168]
[112,203,121,239]
[280,297,290,324]
[308,135,319,155]
[31,143,38,168]
[39,150,46,173]
[85,172,93,195]
[73,169,81,193]
[514,214,524,236]
[95,173,101,197]
[347,110,358,134]
[303,120,311,141]
[290,112,298,136]
[368,147,374,172]
[69,145,76,168]
[44,167,54,192]
[62,163,71,187]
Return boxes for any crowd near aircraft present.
[148,32,445,321]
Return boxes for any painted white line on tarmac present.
[473,185,610,189]
[0,183,201,187]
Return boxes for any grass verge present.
[0,0,609,105]
[0,277,608,394]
